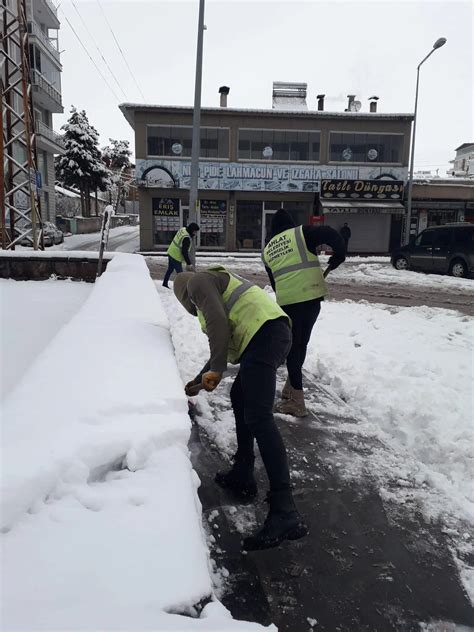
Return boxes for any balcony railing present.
[35,120,65,150]
[31,69,62,107]
[28,22,61,64]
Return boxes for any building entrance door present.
[262,209,276,247]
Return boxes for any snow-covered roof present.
[455,143,474,152]
[119,103,414,128]
[55,184,109,201]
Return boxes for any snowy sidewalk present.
[1,256,272,631]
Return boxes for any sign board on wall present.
[137,159,408,193]
[152,198,180,231]
[200,200,226,233]
[321,179,405,199]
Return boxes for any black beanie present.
[187,222,200,233]
[271,209,295,237]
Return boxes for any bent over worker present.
[263,209,346,417]
[173,267,307,551]
[162,223,200,288]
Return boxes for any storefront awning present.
[320,200,405,215]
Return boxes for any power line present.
[70,0,128,101]
[59,7,120,102]
[96,0,146,102]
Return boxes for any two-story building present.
[120,86,413,253]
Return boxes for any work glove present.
[185,376,202,396]
[202,371,222,392]
[185,264,195,272]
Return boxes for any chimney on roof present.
[219,86,230,107]
[317,94,325,111]
[345,94,356,112]
[369,96,379,112]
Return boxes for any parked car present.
[391,223,474,278]
[43,221,64,246]
[19,221,64,247]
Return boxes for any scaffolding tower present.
[1,0,43,249]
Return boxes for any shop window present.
[199,200,226,248]
[236,201,262,249]
[152,197,181,246]
[329,133,404,163]
[147,126,229,159]
[238,129,320,162]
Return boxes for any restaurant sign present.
[321,179,404,200]
[136,160,407,194]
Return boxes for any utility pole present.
[188,0,205,230]
[1,0,43,250]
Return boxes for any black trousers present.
[282,299,321,390]
[230,318,292,492]
[163,256,183,286]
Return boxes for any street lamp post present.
[404,37,447,244]
[189,0,205,231]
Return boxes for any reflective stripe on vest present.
[263,225,326,306]
[197,266,288,364]
[167,227,189,262]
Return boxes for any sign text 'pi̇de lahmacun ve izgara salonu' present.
[137,159,409,193]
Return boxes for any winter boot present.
[215,458,257,499]
[242,489,308,551]
[274,389,308,417]
[281,377,292,400]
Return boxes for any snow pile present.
[2,255,272,631]
[306,301,474,520]
[0,278,92,398]
[328,262,474,294]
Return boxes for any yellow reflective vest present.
[263,225,326,306]
[197,266,289,364]
[167,227,190,263]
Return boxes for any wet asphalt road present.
[146,257,474,316]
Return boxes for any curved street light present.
[404,37,447,244]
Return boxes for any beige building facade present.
[121,100,413,253]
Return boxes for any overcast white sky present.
[56,0,472,173]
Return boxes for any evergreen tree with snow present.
[102,139,132,212]
[55,107,110,217]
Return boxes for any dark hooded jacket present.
[179,223,200,265]
[265,209,346,294]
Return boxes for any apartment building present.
[448,143,474,179]
[121,85,413,254]
[27,0,64,222]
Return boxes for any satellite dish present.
[350,100,362,112]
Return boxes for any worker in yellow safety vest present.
[173,266,308,551]
[263,209,346,416]
[162,223,200,288]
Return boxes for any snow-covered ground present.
[55,224,139,252]
[0,279,92,398]
[159,283,474,597]
[1,256,273,631]
[164,255,473,294]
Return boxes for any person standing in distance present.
[340,222,351,252]
[263,209,346,416]
[162,223,200,288]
